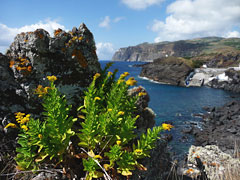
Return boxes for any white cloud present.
[96,42,115,60]
[113,17,125,23]
[99,16,111,29]
[0,19,66,54]
[99,16,125,29]
[121,0,165,10]
[225,31,240,38]
[150,0,240,42]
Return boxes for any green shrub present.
[192,60,203,68]
[77,63,173,179]
[5,64,173,179]
[5,76,76,170]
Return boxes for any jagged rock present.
[5,23,100,116]
[131,139,171,180]
[193,100,240,154]
[140,56,193,86]
[128,86,155,132]
[182,145,240,180]
[208,68,240,93]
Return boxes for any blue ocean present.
[100,61,240,158]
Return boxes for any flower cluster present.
[120,72,130,79]
[93,73,100,80]
[4,112,31,131]
[126,77,137,86]
[35,85,50,97]
[138,92,147,97]
[162,123,174,131]
[47,75,57,82]
[15,112,30,124]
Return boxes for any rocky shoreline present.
[176,100,240,179]
[140,57,240,93]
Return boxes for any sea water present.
[100,61,240,158]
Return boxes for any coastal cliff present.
[112,37,240,62]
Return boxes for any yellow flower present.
[38,134,43,139]
[93,73,100,80]
[107,71,113,76]
[117,80,124,84]
[117,111,125,116]
[21,125,28,131]
[162,123,173,131]
[126,77,137,86]
[108,109,112,112]
[120,72,130,79]
[78,36,83,41]
[134,149,142,153]
[5,123,17,129]
[47,75,57,82]
[138,92,147,97]
[94,97,101,101]
[35,85,50,97]
[136,115,140,119]
[116,140,121,145]
[72,36,78,41]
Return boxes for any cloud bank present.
[96,42,115,60]
[121,0,165,10]
[150,0,240,42]
[0,19,65,53]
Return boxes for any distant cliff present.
[112,37,240,62]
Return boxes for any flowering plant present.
[77,64,173,179]
[5,76,76,170]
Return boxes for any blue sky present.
[0,0,240,59]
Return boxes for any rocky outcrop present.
[180,145,240,180]
[131,139,171,180]
[0,24,101,177]
[140,56,193,86]
[208,68,240,93]
[128,86,156,132]
[192,100,240,155]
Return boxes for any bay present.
[100,60,240,158]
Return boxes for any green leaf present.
[35,153,48,163]
[78,142,89,148]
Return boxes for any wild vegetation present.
[3,63,173,179]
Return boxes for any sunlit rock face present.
[1,24,101,129]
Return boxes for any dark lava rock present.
[140,56,193,86]
[193,100,240,154]
[208,68,240,93]
[128,86,155,132]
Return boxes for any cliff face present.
[112,37,240,62]
[140,57,193,86]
